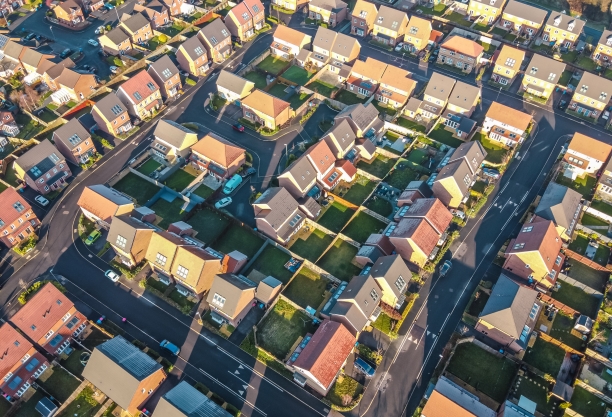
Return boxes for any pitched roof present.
[351,57,386,81]
[93,93,127,120]
[441,35,484,58]
[330,32,360,58]
[148,54,179,82]
[535,182,582,231]
[241,89,290,117]
[380,64,415,93]
[53,118,91,150]
[598,29,612,46]
[77,184,134,224]
[273,25,311,47]
[190,132,245,167]
[292,320,355,389]
[227,1,252,25]
[323,119,356,154]
[351,0,377,23]
[280,152,317,192]
[449,141,487,175]
[106,27,130,45]
[152,381,232,417]
[309,0,347,12]
[119,70,159,104]
[574,71,612,104]
[0,188,33,228]
[107,214,154,252]
[121,13,150,33]
[153,119,198,149]
[335,274,380,319]
[402,197,453,234]
[448,81,480,109]
[59,0,82,14]
[255,276,282,303]
[470,0,504,8]
[406,15,431,39]
[545,13,585,35]
[199,18,231,45]
[2,41,24,60]
[505,218,562,271]
[567,132,612,162]
[254,187,303,238]
[216,70,255,96]
[374,5,407,31]
[370,254,411,297]
[306,140,335,175]
[179,36,208,61]
[435,159,472,198]
[424,72,456,101]
[16,140,63,177]
[485,101,532,131]
[57,68,89,89]
[312,26,337,52]
[335,102,380,132]
[503,0,548,23]
[243,0,264,17]
[0,323,34,380]
[20,48,47,68]
[206,274,256,318]
[391,217,440,255]
[421,390,479,417]
[525,54,566,84]
[425,376,497,417]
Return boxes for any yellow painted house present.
[542,14,585,48]
[403,16,432,53]
[491,44,525,86]
[521,53,566,101]
[568,72,612,121]
[500,0,548,38]
[467,0,507,25]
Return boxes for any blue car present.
[355,357,376,377]
[160,340,180,355]
[104,2,115,9]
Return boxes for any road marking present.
[228,370,255,388]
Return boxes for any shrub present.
[158,34,168,43]
[110,260,143,280]
[19,280,66,305]
[138,279,146,288]
[13,235,38,255]
[185,78,196,86]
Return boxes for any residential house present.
[255,276,283,306]
[270,25,312,59]
[446,80,481,117]
[369,254,411,308]
[134,0,169,30]
[119,13,153,46]
[592,30,612,65]
[0,0,23,16]
[503,216,563,288]
[377,65,416,109]
[356,234,395,266]
[596,158,612,202]
[467,0,507,24]
[412,72,456,121]
[78,0,104,12]
[475,273,542,351]
[437,35,484,74]
[271,0,308,12]
[372,5,409,47]
[160,0,184,16]
[82,336,166,416]
[55,68,98,102]
[152,381,232,417]
[422,375,497,417]
[225,1,256,42]
[0,111,19,136]
[562,132,612,178]
[0,188,40,248]
[328,32,361,71]
[292,319,356,395]
[481,101,533,147]
[147,55,181,99]
[568,72,612,121]
[521,53,566,101]
[432,141,486,208]
[52,118,96,165]
[144,231,187,281]
[0,323,49,399]
[323,119,357,159]
[307,27,360,70]
[500,0,548,38]
[243,0,266,33]
[397,180,433,208]
[403,16,432,53]
[491,44,525,86]
[388,198,453,267]
[11,282,88,356]
[307,26,336,68]
[198,19,232,63]
[107,214,155,267]
[150,120,198,165]
[19,48,54,76]
[77,184,134,228]
[14,140,71,195]
[91,93,133,136]
[328,274,381,336]
[347,57,387,98]
[99,27,132,56]
[534,182,582,240]
[543,14,584,48]
[116,70,162,120]
[176,36,210,76]
[334,102,384,138]
[241,89,291,130]
[53,0,85,27]
[2,41,26,74]
[190,132,246,179]
[216,70,255,103]
[308,0,348,28]
[207,273,257,326]
[351,0,377,37]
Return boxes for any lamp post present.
[49,25,56,41]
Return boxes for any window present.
[49,334,63,347]
[13,202,24,212]
[555,255,562,265]
[115,235,127,249]
[176,265,189,279]
[463,174,471,186]
[162,68,172,78]
[370,289,379,301]
[212,293,226,307]
[62,312,71,322]
[519,325,530,342]
[45,330,54,339]
[513,243,525,249]
[522,226,533,233]
[528,303,539,320]
[155,253,167,266]
[65,317,79,330]
[21,354,30,363]
[30,325,36,331]
[134,91,142,101]
[395,275,406,291]
[210,36,218,45]
[289,214,302,228]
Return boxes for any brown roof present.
[391,217,440,255]
[190,132,245,167]
[374,5,407,32]
[441,35,484,58]
[227,1,252,25]
[0,324,34,380]
[495,45,524,72]
[241,89,290,117]
[119,70,159,104]
[574,71,612,103]
[292,320,355,389]
[273,25,311,47]
[0,188,33,228]
[380,64,415,93]
[351,0,377,24]
[503,0,548,24]
[77,184,134,224]
[421,390,478,417]
[351,57,386,81]
[402,198,452,235]
[485,101,532,131]
[505,217,561,271]
[567,132,612,162]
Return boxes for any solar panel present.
[97,336,161,380]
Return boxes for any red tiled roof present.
[505,217,562,272]
[403,198,452,235]
[306,140,335,175]
[0,188,33,229]
[0,324,33,380]
[441,35,484,58]
[228,1,251,24]
[119,70,159,104]
[336,159,356,178]
[391,217,440,256]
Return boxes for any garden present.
[137,158,162,176]
[306,80,338,97]
[334,90,367,106]
[365,196,393,217]
[356,154,396,179]
[474,133,509,165]
[385,164,420,190]
[551,282,602,319]
[188,207,230,244]
[257,56,290,75]
[211,224,264,258]
[243,71,268,89]
[341,176,376,206]
[193,183,215,199]
[522,338,566,377]
[555,173,597,198]
[38,367,81,402]
[326,375,363,410]
[290,228,333,262]
[510,374,560,416]
[282,267,329,310]
[246,244,294,284]
[427,125,464,148]
[150,198,187,229]
[565,259,609,290]
[342,212,387,243]
[281,65,315,85]
[112,173,160,204]
[549,313,585,351]
[316,239,361,281]
[57,386,102,417]
[317,201,355,233]
[396,117,427,133]
[569,385,608,416]
[164,169,196,192]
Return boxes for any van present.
[223,174,243,195]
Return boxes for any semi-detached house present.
[134,0,169,30]
[534,182,582,241]
[467,0,507,24]
[543,13,584,48]
[308,0,348,28]
[521,53,566,101]
[198,18,232,63]
[372,5,408,47]
[216,70,255,103]
[149,119,199,166]
[107,214,155,267]
[91,93,132,136]
[482,101,533,147]
[119,13,153,45]
[403,16,432,53]
[562,132,612,178]
[491,44,525,86]
[347,57,387,98]
[350,0,377,37]
[437,35,484,74]
[270,25,312,59]
[147,54,181,100]
[568,71,612,121]
[241,89,292,130]
[175,36,210,76]
[190,132,246,179]
[206,273,257,326]
[52,118,96,165]
[14,140,71,195]
[0,188,40,248]
[116,70,162,121]
[501,0,548,38]
[592,29,612,64]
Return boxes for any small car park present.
[85,230,101,245]
[105,270,120,282]
[160,340,180,355]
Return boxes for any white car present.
[105,270,120,282]
[604,111,610,121]
[215,197,232,209]
[95,26,105,34]
[34,195,49,206]
[88,39,99,47]
[109,66,119,74]
[394,42,404,52]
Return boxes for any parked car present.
[88,39,99,47]
[95,26,105,34]
[604,111,611,121]
[23,33,36,41]
[558,100,568,110]
[394,42,404,52]
[241,167,256,178]
[105,269,120,282]
[85,230,101,245]
[439,260,452,277]
[60,48,73,59]
[355,357,376,377]
[223,174,243,195]
[482,168,501,180]
[104,2,115,8]
[232,123,244,132]
[34,195,49,206]
[109,66,119,74]
[214,197,232,209]
[160,340,180,355]
[450,209,466,220]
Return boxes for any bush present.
[19,280,66,305]
[424,231,460,272]
[185,78,196,86]
[13,235,38,255]
[300,106,317,124]
[158,34,168,43]
[110,260,143,280]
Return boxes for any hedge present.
[19,280,66,305]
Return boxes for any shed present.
[35,397,58,417]
[574,315,593,334]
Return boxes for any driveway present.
[228,306,265,345]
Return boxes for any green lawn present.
[150,198,186,229]
[523,338,566,376]
[335,90,367,105]
[326,375,363,408]
[467,290,490,317]
[342,176,375,205]
[164,169,196,191]
[257,299,317,359]
[342,212,387,243]
[549,313,584,351]
[511,374,560,416]
[61,348,86,376]
[247,244,294,284]
[551,282,602,318]
[317,201,355,233]
[397,117,427,133]
[568,234,589,254]
[290,228,333,262]
[415,3,447,15]
[211,224,265,258]
[591,200,612,216]
[575,55,598,71]
[188,207,230,244]
[282,65,315,85]
[569,385,607,417]
[282,267,328,309]
[267,83,291,99]
[366,197,393,217]
[595,244,610,267]
[356,154,396,179]
[0,182,7,193]
[0,397,10,416]
[58,386,102,417]
[581,212,609,227]
[112,173,161,204]
[288,92,311,110]
[137,158,163,176]
[475,134,508,164]
[169,288,196,310]
[446,11,472,26]
[490,27,509,36]
[555,173,597,198]
[386,165,419,190]
[193,184,215,199]
[558,70,573,87]
[446,342,518,403]
[372,311,394,334]
[316,239,361,281]
[257,56,290,75]
[14,390,45,417]
[567,260,609,290]
[428,125,464,148]
[243,71,268,89]
[307,80,338,97]
[39,367,81,402]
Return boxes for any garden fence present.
[337,234,361,249]
[360,206,391,224]
[236,50,271,77]
[575,380,612,408]
[537,293,579,317]
[376,147,403,160]
[584,205,612,225]
[356,167,382,182]
[585,348,612,369]
[538,332,583,355]
[564,247,611,272]
[304,218,337,240]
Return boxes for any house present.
[78,0,104,13]
[446,80,481,117]
[53,0,85,27]
[52,118,96,165]
[308,0,348,28]
[198,19,232,63]
[543,14,584,48]
[491,45,525,87]
[307,27,360,70]
[160,0,184,16]
[147,55,181,100]
[534,182,582,240]
[225,1,256,42]
[0,0,23,16]
[99,27,132,55]
[0,323,49,399]
[521,53,566,101]
[207,273,257,326]
[176,36,210,77]
[107,214,155,267]
[255,276,283,305]
[377,65,416,109]
[403,16,432,53]
[271,0,308,12]
[347,57,386,98]
[134,0,169,30]
[467,0,507,25]
[152,381,232,417]
[216,70,255,103]
[412,72,455,121]
[55,68,98,102]
[500,0,548,38]
[243,0,266,33]
[323,119,356,159]
[482,101,532,147]
[397,180,433,207]
[432,141,487,208]
[328,274,381,336]
[475,273,542,351]
[190,132,246,179]
[328,32,361,71]
[77,184,134,228]
[0,110,19,136]
[270,25,312,59]
[14,140,71,195]
[241,89,291,130]
[119,13,153,46]
[11,282,88,356]
[144,231,188,281]
[503,216,563,288]
[116,70,162,120]
[334,102,384,138]
[592,30,612,64]
[20,48,55,76]
[276,153,317,198]
[437,35,484,74]
[307,26,336,68]
[596,158,612,202]
[568,72,612,121]
[369,254,411,308]
[372,6,409,47]
[388,198,453,267]
[562,132,612,178]
[82,336,166,416]
[253,187,320,243]
[39,58,75,90]
[351,0,377,37]
[356,234,395,266]
[0,188,40,248]
[91,93,133,136]
[292,319,356,395]
[422,375,497,417]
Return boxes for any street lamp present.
[49,25,56,41]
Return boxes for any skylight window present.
[13,202,24,212]
[210,36,218,45]
[252,5,259,12]
[194,46,204,56]
[162,68,172,78]
[289,214,302,228]
[504,58,516,67]
[67,134,82,146]
[548,73,557,81]
[221,29,229,37]
[110,104,123,115]
[134,91,142,101]
[146,82,156,91]
[242,12,249,20]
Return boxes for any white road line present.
[228,370,255,388]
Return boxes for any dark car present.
[232,123,245,132]
[439,260,452,277]
[23,33,36,41]
[428,54,437,63]
[558,100,568,110]
[242,167,256,177]
[482,168,501,180]
[60,48,73,59]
